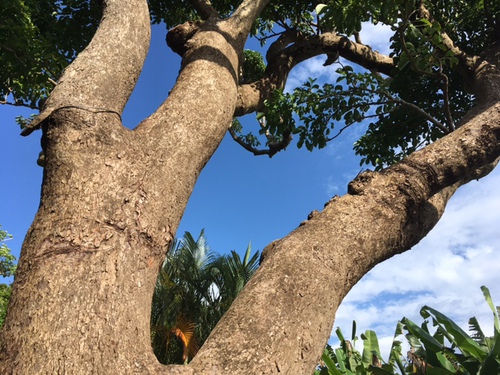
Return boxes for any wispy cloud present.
[286,56,341,91]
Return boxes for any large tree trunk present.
[1,0,499,373]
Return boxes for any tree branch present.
[235,33,395,116]
[0,98,39,111]
[438,68,455,132]
[188,0,219,20]
[21,0,151,136]
[228,126,293,157]
[373,88,450,134]
[411,3,478,79]
[265,29,301,63]
[226,0,271,43]
[167,21,203,56]
[190,101,500,374]
[439,32,478,74]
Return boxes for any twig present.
[228,125,292,157]
[0,99,40,110]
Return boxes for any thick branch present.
[265,29,301,63]
[167,0,271,59]
[132,18,252,240]
[235,33,395,116]
[472,44,500,105]
[228,0,271,41]
[21,0,151,136]
[167,21,203,56]
[440,32,478,74]
[190,101,500,374]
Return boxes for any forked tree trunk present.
[1,0,500,373]
[1,112,167,373]
[0,0,262,372]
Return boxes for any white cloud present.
[331,167,500,359]
[287,23,394,91]
[358,23,394,56]
[286,56,342,91]
[325,179,341,196]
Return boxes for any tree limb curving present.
[235,33,395,116]
[21,0,151,136]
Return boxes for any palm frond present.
[469,316,487,346]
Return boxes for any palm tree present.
[209,243,260,319]
[150,231,260,365]
[151,230,215,364]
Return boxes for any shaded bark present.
[1,1,499,375]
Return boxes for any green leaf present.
[335,348,348,373]
[397,52,410,70]
[418,18,433,27]
[469,316,487,347]
[315,3,327,15]
[321,347,343,375]
[388,322,406,373]
[402,317,444,354]
[421,306,488,361]
[481,286,500,336]
[435,351,458,372]
[479,332,500,375]
[425,367,457,375]
[367,366,395,375]
[361,330,382,367]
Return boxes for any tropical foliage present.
[150,230,259,364]
[0,226,15,278]
[0,0,100,110]
[316,286,500,375]
[255,0,483,168]
[0,285,12,329]
[0,226,16,328]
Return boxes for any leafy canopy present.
[2,0,498,168]
[0,0,100,109]
[154,0,495,168]
[249,0,487,168]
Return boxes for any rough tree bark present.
[1,0,499,374]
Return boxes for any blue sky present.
[1,22,500,357]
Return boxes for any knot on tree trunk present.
[347,170,376,195]
[167,21,202,56]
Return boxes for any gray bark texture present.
[1,0,499,373]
